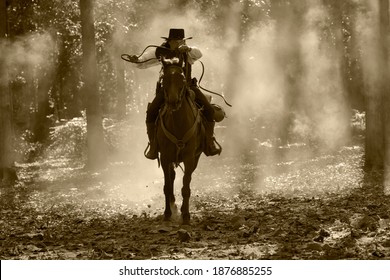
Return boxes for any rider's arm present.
[187,46,202,64]
[136,49,160,69]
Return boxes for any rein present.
[160,95,201,165]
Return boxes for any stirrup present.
[206,137,222,156]
[213,138,222,154]
[144,143,158,160]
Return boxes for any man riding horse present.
[128,28,222,159]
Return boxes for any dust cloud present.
[1,32,56,80]
[299,3,351,151]
[4,1,374,210]
[108,0,369,204]
[110,6,225,204]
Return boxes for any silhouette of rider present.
[128,28,221,159]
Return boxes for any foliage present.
[45,113,131,160]
[351,109,365,134]
[15,130,45,163]
[4,0,367,133]
[47,116,87,159]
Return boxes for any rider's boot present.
[145,122,158,160]
[204,121,222,156]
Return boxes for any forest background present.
[1,0,390,260]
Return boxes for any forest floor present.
[1,131,390,260]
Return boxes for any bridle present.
[162,63,187,112]
[159,62,201,165]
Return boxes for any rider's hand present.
[129,55,139,63]
[178,45,191,53]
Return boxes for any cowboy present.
[128,28,222,159]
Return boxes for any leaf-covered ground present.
[1,135,390,260]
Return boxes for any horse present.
[156,58,204,225]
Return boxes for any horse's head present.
[161,57,186,111]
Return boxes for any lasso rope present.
[121,46,232,107]
[197,61,232,107]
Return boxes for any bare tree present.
[364,0,389,170]
[0,0,17,185]
[79,0,107,169]
[272,0,305,144]
[380,0,390,170]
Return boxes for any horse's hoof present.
[181,212,191,225]
[181,218,191,226]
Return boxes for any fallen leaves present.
[177,229,191,242]
[2,141,390,260]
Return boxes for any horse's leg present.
[162,159,175,221]
[181,155,200,225]
[170,167,178,217]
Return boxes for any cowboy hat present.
[161,28,192,40]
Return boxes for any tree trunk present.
[79,0,107,170]
[272,0,305,144]
[223,0,246,101]
[222,0,253,158]
[68,70,83,118]
[334,1,365,111]
[115,58,126,119]
[33,70,52,143]
[364,0,388,170]
[345,11,365,111]
[0,0,17,185]
[380,0,390,171]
